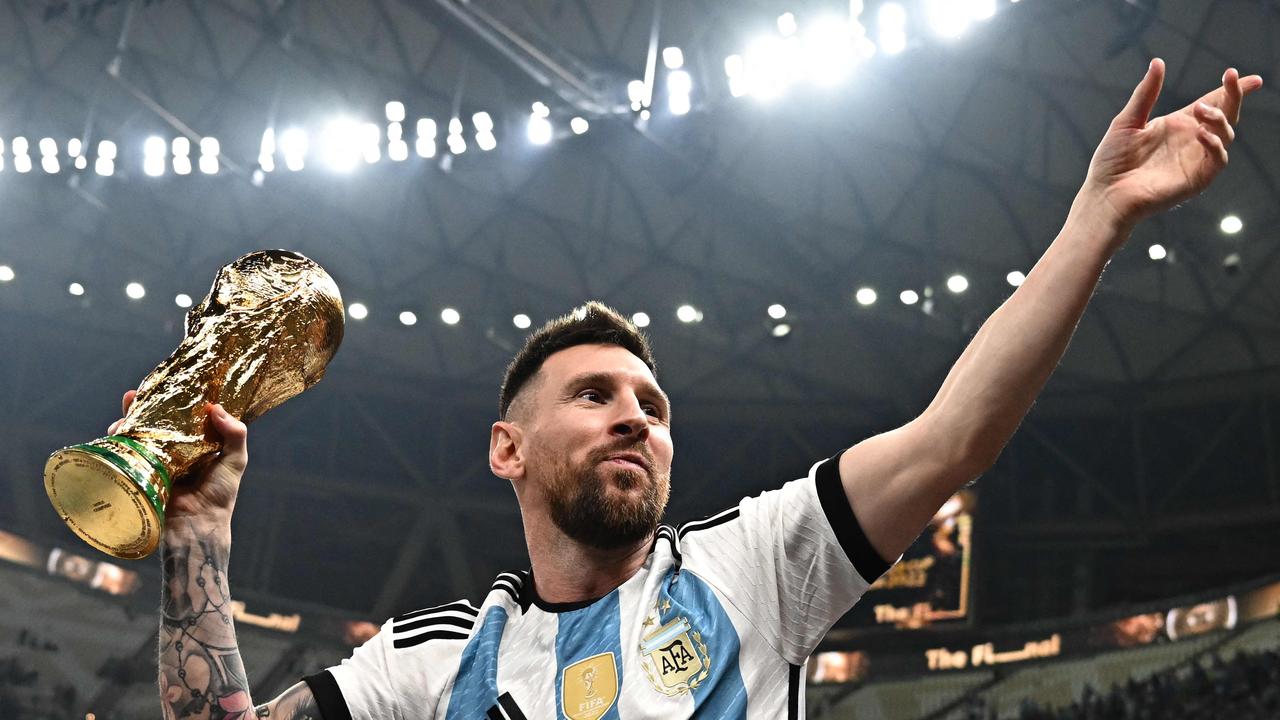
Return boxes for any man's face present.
[518,344,673,551]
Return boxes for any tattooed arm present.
[253,682,319,719]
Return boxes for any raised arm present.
[840,60,1263,563]
[106,393,316,720]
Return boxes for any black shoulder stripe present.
[678,507,741,537]
[814,451,891,581]
[302,670,353,720]
[393,613,476,635]
[392,628,471,649]
[394,600,478,623]
[486,707,505,720]
[498,692,529,720]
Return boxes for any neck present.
[523,516,654,606]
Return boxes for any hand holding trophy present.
[44,250,345,559]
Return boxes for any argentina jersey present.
[302,452,890,719]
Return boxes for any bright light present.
[1007,270,1026,287]
[172,136,190,157]
[94,158,115,176]
[662,46,684,70]
[969,0,998,21]
[725,55,748,97]
[98,139,117,160]
[42,155,60,174]
[259,128,276,171]
[927,0,971,38]
[476,132,497,151]
[399,311,418,326]
[125,282,146,300]
[388,139,409,161]
[200,137,220,156]
[416,118,437,158]
[144,135,166,157]
[777,12,798,37]
[385,101,405,122]
[387,121,403,141]
[420,118,439,139]
[632,312,651,328]
[900,289,919,305]
[528,115,553,145]
[175,293,193,308]
[199,155,219,174]
[767,303,787,319]
[11,137,28,155]
[68,282,84,296]
[74,156,87,170]
[173,156,192,175]
[878,3,908,55]
[280,128,307,171]
[627,79,647,105]
[447,133,467,155]
[531,101,551,119]
[1220,215,1243,235]
[669,93,692,116]
[742,35,799,100]
[0,266,13,282]
[513,313,532,329]
[67,138,82,157]
[668,69,692,96]
[348,302,368,320]
[1148,243,1167,261]
[676,304,701,323]
[14,155,31,173]
[946,274,969,293]
[801,16,860,85]
[318,119,360,172]
[855,287,877,306]
[771,322,792,338]
[441,307,461,325]
[39,137,57,155]
[472,111,494,133]
[570,117,589,135]
[143,157,165,177]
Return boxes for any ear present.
[490,420,526,481]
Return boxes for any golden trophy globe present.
[43,250,345,559]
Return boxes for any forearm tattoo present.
[253,683,320,719]
[159,522,251,720]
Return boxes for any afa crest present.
[561,652,619,720]
[638,609,711,696]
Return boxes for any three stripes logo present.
[390,600,479,649]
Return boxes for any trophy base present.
[44,436,171,560]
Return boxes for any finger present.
[1220,68,1244,125]
[1197,126,1229,168]
[206,404,249,473]
[1114,58,1165,129]
[121,389,137,416]
[1195,102,1235,146]
[107,419,123,435]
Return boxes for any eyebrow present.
[565,371,671,417]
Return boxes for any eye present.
[642,403,661,417]
[578,389,605,403]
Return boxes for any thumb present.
[206,404,248,473]
[1113,58,1165,130]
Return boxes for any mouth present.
[603,453,650,474]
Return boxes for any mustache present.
[588,441,656,470]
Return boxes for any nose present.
[610,395,650,440]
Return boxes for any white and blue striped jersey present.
[303,452,890,719]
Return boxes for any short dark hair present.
[499,301,656,419]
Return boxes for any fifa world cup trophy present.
[43,250,345,559]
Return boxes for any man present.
[132,60,1261,718]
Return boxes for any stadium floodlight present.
[531,102,551,119]
[927,0,971,38]
[662,46,684,70]
[416,118,438,158]
[14,154,32,173]
[348,302,368,320]
[855,287,877,306]
[967,0,998,21]
[527,114,552,145]
[771,322,792,338]
[385,101,405,123]
[725,54,748,97]
[173,156,192,175]
[1220,215,1243,235]
[440,307,461,325]
[94,157,115,176]
[258,128,276,171]
[669,93,692,116]
[946,274,969,293]
[67,138,82,157]
[126,282,146,300]
[144,136,167,177]
[280,128,308,171]
[472,111,494,133]
[199,137,220,174]
[777,12,798,37]
[627,79,646,107]
[39,138,59,174]
[676,304,701,323]
[513,313,532,329]
[1148,243,1167,261]
[743,36,797,100]
[387,121,403,142]
[802,16,858,86]
[388,140,409,161]
[68,282,84,296]
[900,289,920,305]
[399,311,418,326]
[631,312,651,328]
[320,118,361,172]
[476,131,497,152]
[447,133,467,155]
[1006,270,1026,287]
[12,137,29,155]
[175,293,193,308]
[0,266,14,282]
[768,303,787,320]
[39,137,57,156]
[570,117,589,135]
[171,136,190,157]
[74,156,87,170]
[98,139,117,160]
[668,69,693,96]
[878,3,908,55]
[360,122,381,164]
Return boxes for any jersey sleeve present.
[303,618,400,720]
[677,451,891,664]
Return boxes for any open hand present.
[109,390,248,528]
[1085,58,1263,229]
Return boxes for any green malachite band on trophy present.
[73,443,165,524]
[108,435,172,493]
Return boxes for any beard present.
[538,445,671,551]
